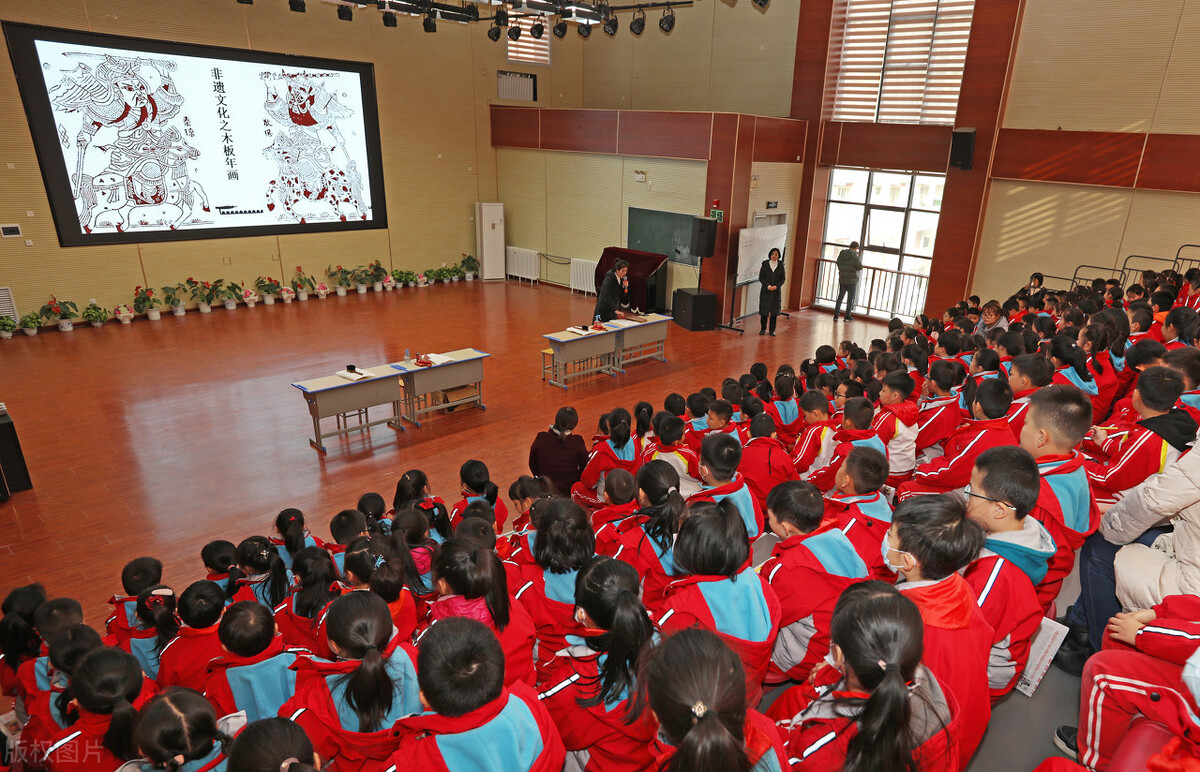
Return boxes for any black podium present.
[0,409,32,501]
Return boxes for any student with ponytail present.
[639,628,787,772]
[0,583,45,696]
[339,535,418,643]
[507,475,555,534]
[390,508,440,594]
[269,508,324,570]
[227,537,291,609]
[14,603,86,761]
[44,647,142,772]
[450,459,511,531]
[1049,335,1099,396]
[394,469,453,543]
[658,500,781,705]
[529,406,590,497]
[1077,323,1120,421]
[572,408,643,511]
[225,717,321,772]
[612,460,687,612]
[281,592,421,771]
[505,496,554,570]
[120,585,179,679]
[158,581,225,692]
[780,582,958,772]
[430,537,537,686]
[107,557,163,650]
[504,498,596,678]
[273,547,341,653]
[200,541,236,594]
[538,557,658,772]
[125,687,243,772]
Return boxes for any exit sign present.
[709,208,724,223]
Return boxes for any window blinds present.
[507,14,551,66]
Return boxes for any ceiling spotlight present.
[659,7,675,33]
[289,0,305,11]
[530,20,544,38]
[423,13,436,32]
[495,6,508,25]
[578,22,592,38]
[236,0,253,5]
[336,4,352,20]
[553,19,568,37]
[629,8,645,35]
[752,0,770,6]
[464,4,479,20]
[487,23,502,41]
[382,10,397,25]
[507,24,521,40]
[603,15,618,36]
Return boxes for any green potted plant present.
[0,315,17,340]
[424,267,443,284]
[350,266,370,294]
[393,269,418,288]
[461,253,479,281]
[291,266,317,300]
[447,264,465,282]
[19,312,41,335]
[367,260,389,291]
[114,303,135,324]
[184,277,223,313]
[254,276,283,304]
[82,300,110,328]
[40,296,79,332]
[132,286,161,320]
[162,284,186,315]
[327,265,353,296]
[220,282,243,310]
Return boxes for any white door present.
[476,203,506,281]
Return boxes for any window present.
[830,0,975,125]
[507,13,551,66]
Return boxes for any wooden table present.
[608,313,671,372]
[543,325,621,390]
[292,364,404,453]
[391,348,489,427]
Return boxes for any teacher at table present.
[758,247,785,336]
[593,258,630,323]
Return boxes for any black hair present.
[461,499,496,527]
[1027,384,1093,448]
[136,585,180,655]
[842,397,874,429]
[1130,306,1154,334]
[330,509,368,546]
[925,360,959,395]
[815,345,837,365]
[1151,290,1176,313]
[765,480,824,532]
[122,557,163,596]
[974,446,1040,519]
[700,387,718,402]
[574,557,654,715]
[881,370,915,400]
[799,389,830,415]
[218,601,275,658]
[135,687,230,771]
[774,374,797,401]
[1163,347,1200,389]
[608,407,634,448]
[455,518,497,550]
[838,380,867,399]
[416,617,504,717]
[357,492,386,522]
[532,498,596,574]
[707,399,734,422]
[290,547,342,620]
[201,541,236,575]
[1126,337,1168,370]
[275,508,308,560]
[973,379,1013,419]
[699,432,741,481]
[434,538,510,630]
[71,647,143,761]
[1010,353,1054,388]
[901,344,929,376]
[843,446,889,494]
[875,353,904,375]
[749,413,775,439]
[614,258,630,271]
[393,469,431,512]
[226,717,319,772]
[227,536,289,607]
[553,406,580,434]
[325,591,398,732]
[893,495,984,580]
[996,330,1025,358]
[664,393,687,416]
[33,597,83,644]
[49,624,102,722]
[1165,306,1199,339]
[638,460,687,553]
[1048,335,1094,385]
[344,536,406,605]
[1137,366,1187,412]
[638,628,751,772]
[658,415,686,446]
[460,459,500,505]
[686,392,710,419]
[750,362,769,382]
[972,348,1001,374]
[937,329,962,356]
[674,500,750,578]
[174,581,225,632]
[509,475,555,507]
[604,468,637,506]
[634,401,655,438]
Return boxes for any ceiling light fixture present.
[553,19,568,37]
[751,0,769,6]
[578,21,591,37]
[336,3,353,20]
[487,22,502,40]
[495,6,508,25]
[507,24,521,39]
[289,0,306,11]
[629,8,645,35]
[659,6,674,33]
[530,20,544,38]
[603,14,618,35]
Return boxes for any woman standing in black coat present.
[759,247,785,336]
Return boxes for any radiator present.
[570,259,597,295]
[506,246,540,283]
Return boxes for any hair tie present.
[375,554,385,569]
[145,595,165,609]
[260,549,270,559]
[691,700,708,719]
[878,660,900,673]
[280,760,298,772]
[363,644,378,654]
[667,486,678,495]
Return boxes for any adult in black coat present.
[758,248,786,335]
[593,258,630,322]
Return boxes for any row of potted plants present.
[0,256,483,338]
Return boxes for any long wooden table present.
[608,313,671,372]
[542,314,670,389]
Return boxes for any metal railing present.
[1176,244,1200,276]
[812,259,929,321]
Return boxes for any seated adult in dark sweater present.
[529,407,589,496]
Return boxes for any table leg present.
[310,413,327,453]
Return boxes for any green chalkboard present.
[628,207,699,267]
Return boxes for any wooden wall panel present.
[1151,0,1200,134]
[631,6,715,113]
[701,114,740,310]
[752,118,807,164]
[496,149,549,255]
[617,112,712,160]
[992,129,1146,187]
[708,0,802,117]
[1137,134,1200,193]
[545,153,623,264]
[1119,188,1200,261]
[826,122,951,173]
[540,110,618,153]
[582,31,633,110]
[491,107,541,149]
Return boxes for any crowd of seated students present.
[6,269,1200,772]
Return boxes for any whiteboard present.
[736,224,789,287]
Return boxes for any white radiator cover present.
[570,259,597,295]
[0,287,16,321]
[506,247,540,282]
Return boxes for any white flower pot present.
[89,320,104,328]
[465,273,476,281]
[336,287,347,297]
[298,291,309,301]
[57,320,74,332]
[224,300,237,310]
[317,291,328,299]
[22,327,37,335]
[172,305,186,316]
[245,300,256,308]
[356,285,368,294]
[147,308,161,321]
[283,295,293,303]
[263,294,276,305]
[198,302,212,314]
[373,281,383,292]
[118,315,133,324]
[0,330,13,339]
[451,276,460,282]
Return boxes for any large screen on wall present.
[4,23,387,246]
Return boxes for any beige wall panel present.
[276,229,392,280]
[630,10,714,112]
[1151,0,1200,134]
[2,1,89,28]
[1118,189,1200,263]
[972,180,1133,304]
[709,2,801,117]
[496,149,548,254]
[1004,0,1181,132]
[545,153,622,262]
[89,0,251,48]
[139,237,279,297]
[582,33,633,109]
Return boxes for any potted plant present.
[327,265,352,296]
[254,276,282,304]
[461,253,479,281]
[351,266,370,294]
[133,286,162,320]
[315,282,330,299]
[383,271,396,291]
[242,287,259,307]
[113,304,135,324]
[448,265,465,282]
[40,296,79,331]
[184,277,222,313]
[19,312,41,335]
[417,271,428,287]
[393,269,416,287]
[220,282,243,310]
[162,284,186,315]
[424,268,441,284]
[0,315,17,339]
[82,301,109,328]
[279,286,296,303]
[291,266,316,301]
[367,260,389,291]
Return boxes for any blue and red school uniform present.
[739,436,799,516]
[157,623,224,692]
[506,561,588,682]
[825,491,894,581]
[805,429,887,493]
[872,399,919,482]
[611,517,678,614]
[42,709,125,772]
[203,634,307,722]
[683,421,746,455]
[688,476,764,539]
[1030,452,1098,613]
[916,392,964,460]
[763,396,804,448]
[898,417,1016,500]
[269,530,325,570]
[274,593,334,654]
[104,593,141,651]
[650,709,788,772]
[572,438,643,510]
[1005,388,1038,442]
[791,419,839,478]
[1085,409,1197,506]
[590,499,639,533]
[426,594,537,688]
[450,493,512,532]
[15,654,69,763]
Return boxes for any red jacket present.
[274,593,336,654]
[450,494,511,532]
[104,593,141,650]
[1087,351,1121,423]
[1006,389,1038,442]
[506,563,588,682]
[963,552,1044,700]
[899,574,994,768]
[687,476,764,540]
[1135,594,1200,663]
[760,521,868,683]
[427,594,537,687]
[739,436,799,514]
[917,394,964,455]
[650,709,786,772]
[573,438,644,509]
[806,429,887,493]
[157,623,224,692]
[42,709,124,772]
[825,491,895,581]
[1031,453,1099,612]
[658,567,782,706]
[683,422,745,455]
[763,397,805,448]
[872,399,920,475]
[382,683,565,772]
[591,499,639,532]
[15,656,67,760]
[792,419,839,477]
[612,517,678,613]
[537,646,658,772]
[906,417,1017,493]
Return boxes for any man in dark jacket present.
[833,241,862,322]
[593,259,629,322]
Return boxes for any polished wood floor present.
[0,282,885,628]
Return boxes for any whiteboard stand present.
[732,218,792,331]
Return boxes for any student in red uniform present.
[450,459,511,531]
[282,592,423,772]
[688,432,764,539]
[897,379,1016,501]
[200,541,236,595]
[270,508,324,570]
[792,390,840,479]
[639,628,788,772]
[226,536,291,609]
[962,447,1055,701]
[996,329,1025,374]
[328,510,369,572]
[763,374,805,448]
[1147,291,1173,341]
[226,717,320,772]
[825,446,895,581]
[1078,325,1121,422]
[658,500,781,705]
[642,413,704,498]
[611,461,687,612]
[106,557,162,651]
[807,398,887,493]
[779,582,958,772]
[274,547,341,653]
[132,687,240,772]
[574,410,643,510]
[1163,346,1200,424]
[887,495,992,768]
[1006,353,1055,442]
[1019,385,1099,612]
[340,536,418,644]
[872,369,919,487]
[684,399,746,454]
[589,469,639,532]
[203,601,307,722]
[760,480,868,685]
[902,343,929,394]
[391,509,440,595]
[430,538,537,687]
[740,413,800,514]
[158,580,226,692]
[13,600,84,760]
[43,647,142,772]
[385,617,566,772]
[122,585,178,680]
[538,557,658,772]
[1161,305,1196,351]
[507,475,554,534]
[505,498,594,680]
[916,360,966,462]
[393,469,452,544]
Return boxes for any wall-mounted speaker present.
[950,127,976,171]
[690,216,717,259]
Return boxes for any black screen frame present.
[3,21,388,247]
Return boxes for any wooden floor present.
[0,281,885,627]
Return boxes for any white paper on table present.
[607,319,639,328]
[336,369,373,381]
[425,354,453,366]
[564,327,596,336]
[1016,617,1069,697]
